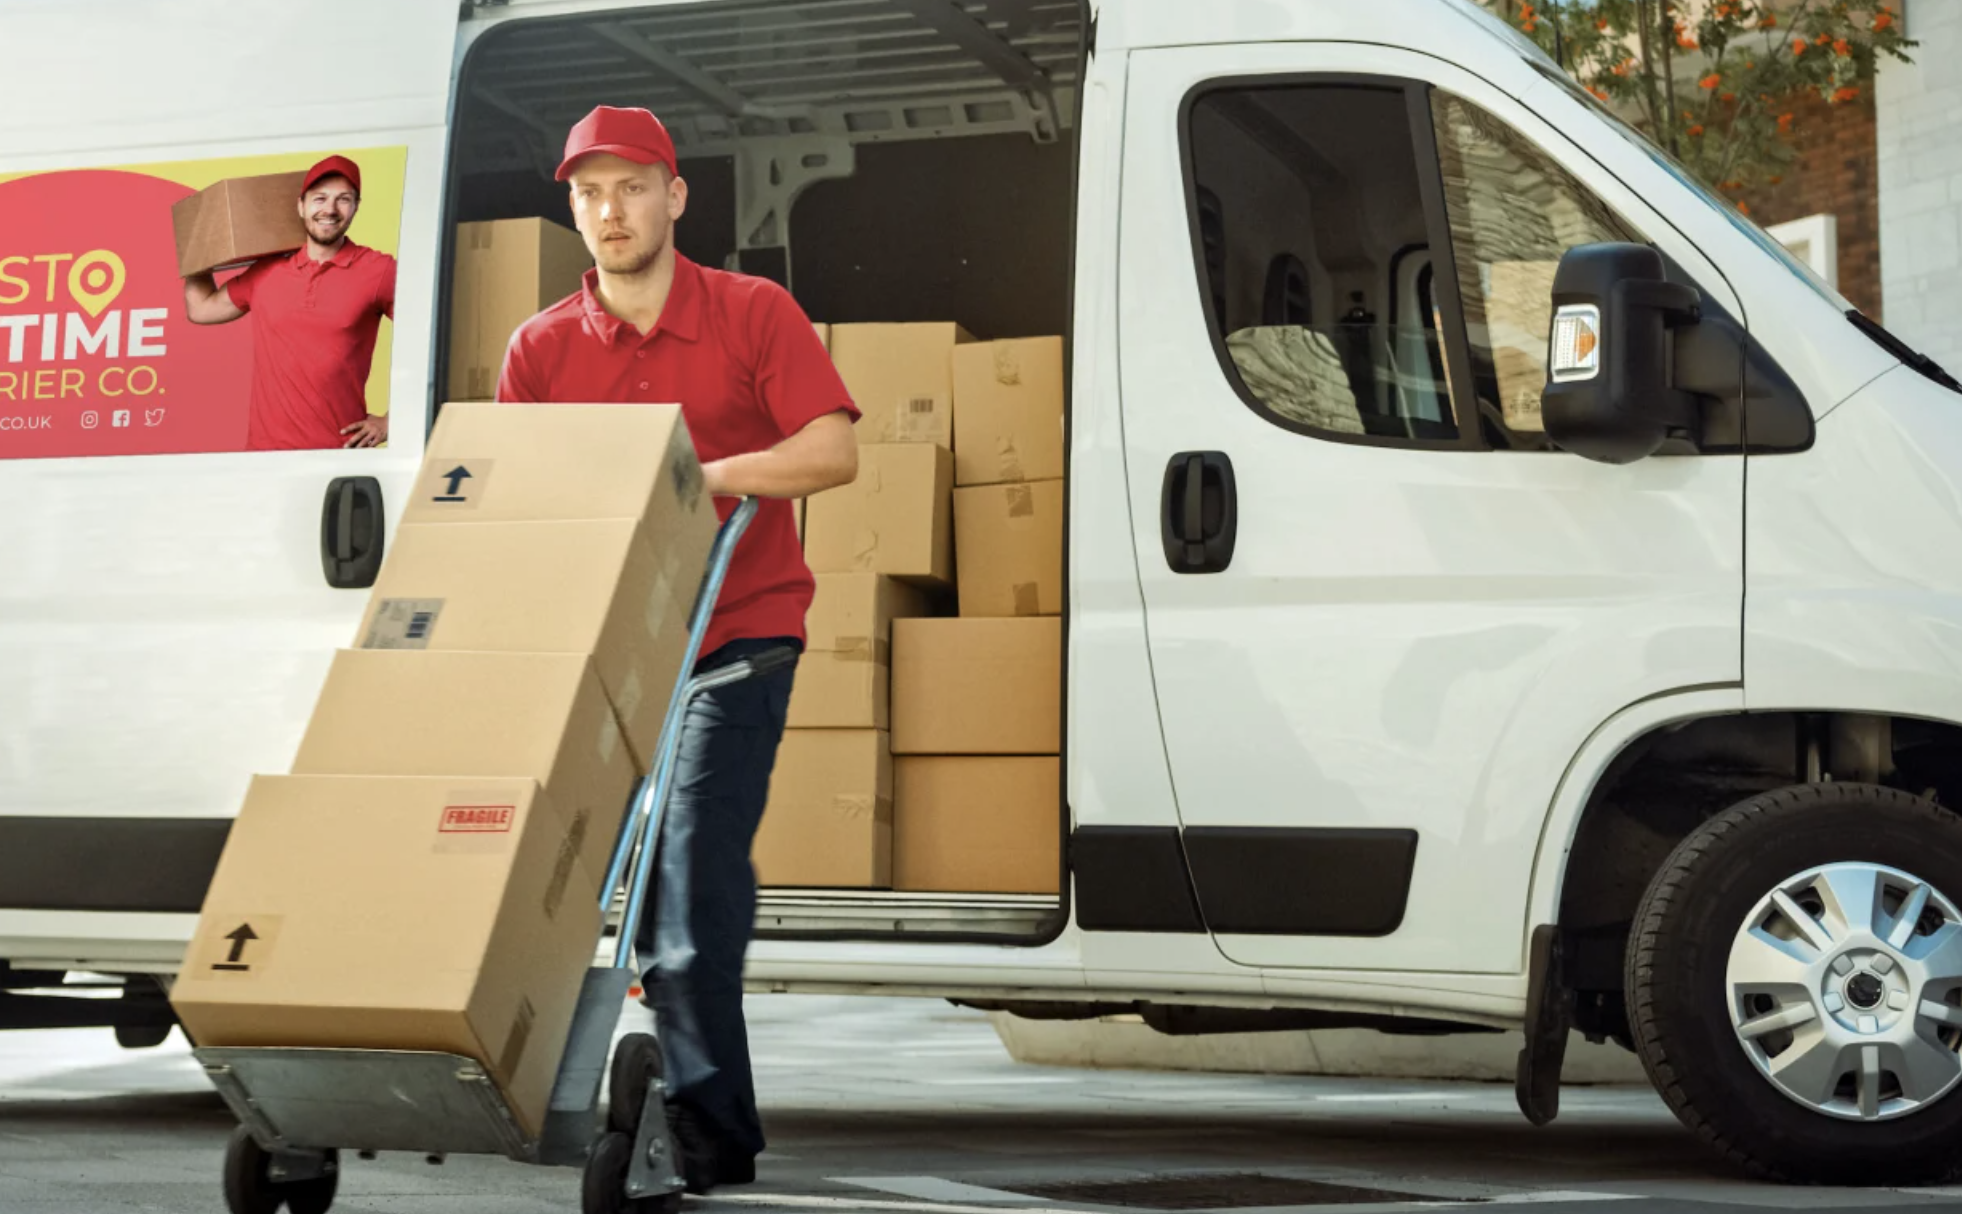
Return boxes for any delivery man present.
[181,155,396,450]
[495,105,859,1194]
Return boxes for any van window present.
[1430,91,1640,450]
[1186,85,1460,445]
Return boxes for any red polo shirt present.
[497,255,858,658]
[225,242,395,450]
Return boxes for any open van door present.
[0,1,458,977]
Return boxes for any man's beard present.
[307,215,349,246]
[595,232,665,277]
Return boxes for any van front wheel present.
[1627,783,1962,1185]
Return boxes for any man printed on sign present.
[182,155,397,450]
[496,106,859,1195]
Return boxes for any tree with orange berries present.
[1485,1,1913,205]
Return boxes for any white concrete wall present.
[1877,0,1962,364]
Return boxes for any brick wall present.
[1876,0,1962,367]
[1736,91,1883,318]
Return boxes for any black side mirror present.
[1541,242,1703,464]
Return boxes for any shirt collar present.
[578,253,704,346]
[291,240,362,271]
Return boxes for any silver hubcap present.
[1727,862,1962,1121]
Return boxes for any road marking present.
[1314,1091,1459,1103]
[835,1177,1038,1204]
[916,1075,1079,1086]
[705,1193,1084,1214]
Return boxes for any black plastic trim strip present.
[0,818,231,913]
[1071,826,1206,933]
[1184,827,1419,936]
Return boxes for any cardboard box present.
[828,323,974,448]
[813,322,831,352]
[406,403,711,555]
[894,757,1061,894]
[803,444,953,586]
[891,619,1060,755]
[448,218,591,401]
[170,172,308,278]
[787,574,931,729]
[952,337,1065,487]
[291,650,636,882]
[355,519,693,771]
[953,480,1064,618]
[753,730,892,888]
[170,774,602,1139]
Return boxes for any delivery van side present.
[8,0,1962,1186]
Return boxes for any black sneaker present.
[663,1104,757,1194]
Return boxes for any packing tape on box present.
[1007,484,1036,518]
[833,636,891,665]
[995,438,1024,483]
[1013,583,1041,616]
[992,344,1024,386]
[499,997,537,1084]
[599,714,621,766]
[618,668,645,726]
[833,794,895,822]
[644,558,679,641]
[542,809,590,921]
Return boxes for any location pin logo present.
[68,250,126,319]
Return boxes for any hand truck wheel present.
[581,1131,682,1214]
[607,1032,664,1135]
[222,1124,338,1214]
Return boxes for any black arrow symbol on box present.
[213,924,258,972]
[435,466,472,502]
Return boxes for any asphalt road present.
[2,994,1960,1214]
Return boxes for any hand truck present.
[196,496,795,1214]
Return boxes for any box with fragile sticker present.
[753,730,892,888]
[953,479,1064,618]
[169,774,603,1139]
[951,337,1065,487]
[355,518,693,771]
[291,650,636,882]
[802,444,953,586]
[786,574,931,729]
[827,322,974,448]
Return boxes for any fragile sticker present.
[362,598,445,650]
[418,458,493,510]
[190,914,283,981]
[440,803,516,834]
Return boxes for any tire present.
[283,1158,339,1214]
[608,1033,663,1135]
[582,1131,634,1214]
[221,1126,281,1214]
[1627,782,1962,1185]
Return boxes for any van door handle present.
[321,476,385,589]
[1159,451,1236,574]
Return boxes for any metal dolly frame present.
[197,497,790,1214]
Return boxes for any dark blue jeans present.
[634,636,799,1161]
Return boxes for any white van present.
[7,0,1962,1186]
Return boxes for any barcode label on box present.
[907,398,936,414]
[362,599,446,650]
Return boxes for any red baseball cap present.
[301,155,362,198]
[556,105,678,181]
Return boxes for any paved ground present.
[3,994,1961,1214]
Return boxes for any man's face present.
[568,154,686,277]
[299,176,359,246]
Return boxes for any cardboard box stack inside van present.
[759,326,1065,895]
[169,402,720,1139]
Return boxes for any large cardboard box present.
[951,337,1065,487]
[355,519,693,772]
[170,172,308,278]
[953,480,1064,618]
[828,323,974,448]
[787,574,930,729]
[448,218,591,401]
[406,403,711,555]
[894,757,1061,894]
[291,650,636,882]
[170,774,601,1139]
[803,444,953,586]
[753,730,893,888]
[891,619,1061,755]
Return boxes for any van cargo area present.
[442,0,1089,944]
